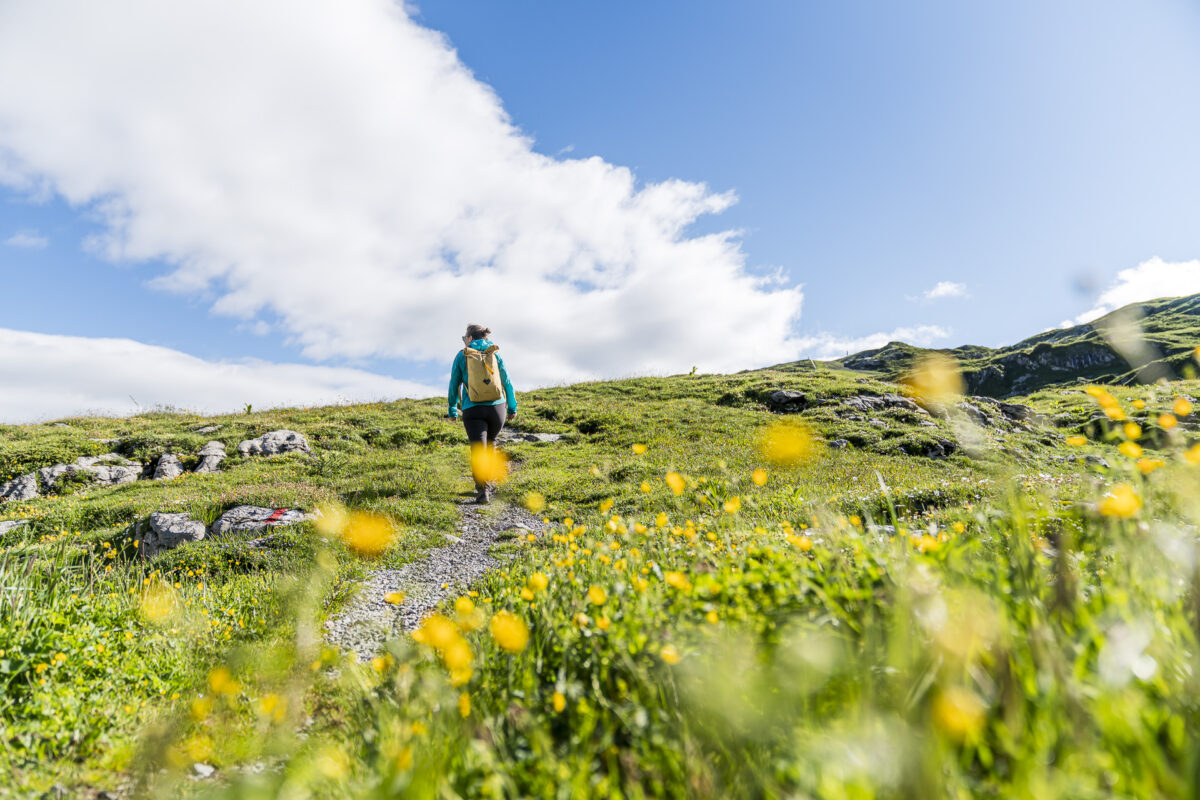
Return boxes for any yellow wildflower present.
[903,353,964,403]
[1123,422,1141,440]
[932,687,986,741]
[523,492,547,514]
[1174,397,1193,417]
[458,692,471,718]
[757,421,816,466]
[665,472,686,495]
[587,585,608,606]
[705,610,719,624]
[723,496,742,514]
[660,644,682,665]
[552,692,566,712]
[640,481,652,493]
[1133,398,1147,410]
[340,512,396,558]
[632,443,648,455]
[1099,484,1142,518]
[490,611,530,653]
[1118,441,1143,459]
[470,444,509,485]
[1066,435,1087,446]
[207,667,240,697]
[384,591,405,605]
[664,571,692,592]
[528,572,549,592]
[1137,458,1165,475]
[751,468,768,486]
[1159,413,1178,429]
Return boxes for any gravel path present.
[324,500,545,660]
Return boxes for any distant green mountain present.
[833,294,1200,397]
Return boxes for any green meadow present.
[2,362,1199,798]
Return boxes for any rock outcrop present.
[194,441,227,474]
[0,519,30,536]
[153,454,185,480]
[0,474,39,502]
[135,512,208,557]
[237,430,311,457]
[210,505,312,536]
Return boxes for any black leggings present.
[462,405,507,486]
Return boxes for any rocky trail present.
[324,499,546,660]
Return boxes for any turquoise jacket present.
[447,339,517,418]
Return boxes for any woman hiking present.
[447,324,517,504]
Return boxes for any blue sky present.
[3,0,1200,420]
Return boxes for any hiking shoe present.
[475,487,491,504]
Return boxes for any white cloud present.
[1064,257,1200,327]
[0,0,805,385]
[4,229,47,249]
[921,281,968,300]
[0,328,437,423]
[797,325,950,360]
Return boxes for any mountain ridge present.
[827,293,1200,397]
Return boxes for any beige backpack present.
[463,345,504,402]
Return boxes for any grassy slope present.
[829,293,1200,397]
[0,365,1198,797]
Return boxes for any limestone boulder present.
[194,441,227,474]
[0,519,31,536]
[154,454,185,480]
[0,474,39,502]
[237,430,311,457]
[210,505,312,536]
[136,512,207,557]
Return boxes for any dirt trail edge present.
[324,501,546,660]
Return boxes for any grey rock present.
[154,454,184,480]
[496,431,563,444]
[137,512,207,557]
[237,430,311,457]
[37,453,142,493]
[89,438,120,445]
[843,393,927,415]
[868,418,888,427]
[88,465,142,486]
[210,505,311,536]
[830,439,850,449]
[957,402,989,427]
[50,422,69,428]
[0,473,39,502]
[76,453,136,468]
[767,390,807,412]
[0,519,31,536]
[195,441,227,474]
[195,425,222,435]
[192,763,216,779]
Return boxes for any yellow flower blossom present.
[705,610,719,624]
[751,468,768,486]
[207,667,240,697]
[640,481,652,493]
[470,444,510,485]
[932,687,986,741]
[655,513,669,527]
[1099,484,1142,518]
[1123,422,1141,440]
[523,492,547,514]
[599,498,614,514]
[1118,441,1143,459]
[664,571,692,592]
[1174,397,1193,417]
[314,503,349,538]
[528,572,549,592]
[587,585,608,606]
[1104,406,1126,421]
[340,512,396,558]
[1137,458,1165,475]
[660,644,682,665]
[757,422,816,466]
[665,473,686,495]
[1187,444,1200,465]
[903,353,964,403]
[1133,398,1147,410]
[1159,413,1178,429]
[384,592,405,605]
[458,692,471,718]
[490,611,530,653]
[723,496,742,514]
[552,691,566,712]
[632,443,648,455]
[1066,435,1087,446]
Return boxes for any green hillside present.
[2,343,1200,797]
[832,293,1200,397]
